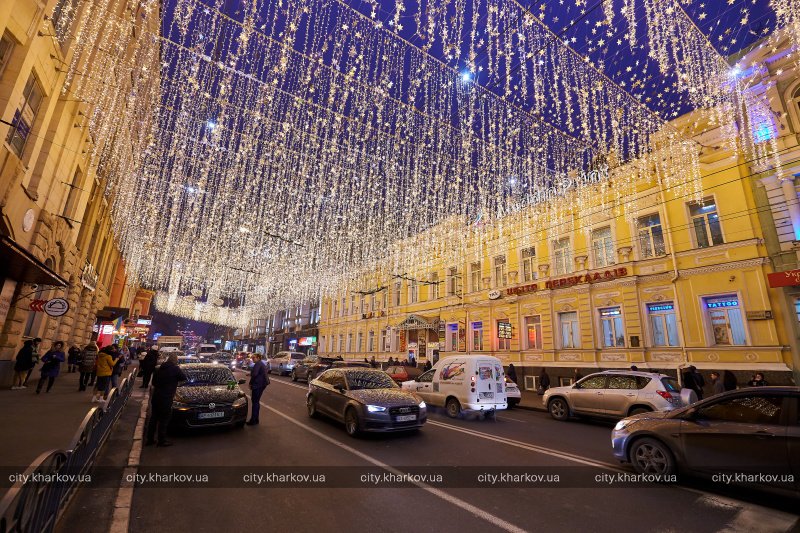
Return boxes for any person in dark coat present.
[573,368,583,383]
[36,341,66,394]
[111,350,125,388]
[709,372,725,396]
[247,353,269,425]
[78,341,98,391]
[139,347,159,388]
[506,364,518,385]
[539,368,551,393]
[24,338,42,385]
[722,370,738,391]
[747,372,768,387]
[682,365,705,400]
[424,360,432,371]
[12,340,36,389]
[67,345,80,373]
[146,353,187,447]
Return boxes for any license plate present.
[198,411,225,419]
[479,392,494,399]
[395,414,417,422]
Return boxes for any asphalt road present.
[119,372,799,533]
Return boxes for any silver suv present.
[543,370,694,421]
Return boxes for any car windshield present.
[199,347,217,353]
[345,371,398,390]
[291,353,305,360]
[183,367,235,385]
[661,377,680,392]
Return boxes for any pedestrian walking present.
[538,368,550,395]
[36,341,66,394]
[682,365,705,400]
[747,372,768,387]
[424,360,432,371]
[92,347,116,402]
[573,368,583,383]
[709,372,724,396]
[111,349,125,389]
[246,353,269,425]
[723,370,738,391]
[23,338,42,386]
[12,340,36,389]
[506,363,518,385]
[146,352,187,447]
[78,341,98,391]
[388,356,394,366]
[139,346,159,388]
[67,345,81,373]
[370,356,376,368]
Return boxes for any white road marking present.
[259,399,528,533]
[112,388,149,533]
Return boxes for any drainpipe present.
[657,176,689,385]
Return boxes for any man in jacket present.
[146,352,187,446]
[247,353,269,425]
[79,341,98,391]
[139,347,159,388]
[682,365,705,400]
[12,340,35,389]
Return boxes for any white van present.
[400,355,507,418]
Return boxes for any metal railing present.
[0,372,137,533]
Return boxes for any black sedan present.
[307,368,426,436]
[171,364,249,429]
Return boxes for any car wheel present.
[445,397,461,419]
[548,397,570,421]
[629,406,652,416]
[630,438,676,475]
[307,395,319,418]
[344,407,360,436]
[291,370,298,382]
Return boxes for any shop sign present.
[767,269,800,288]
[647,303,674,312]
[488,289,501,300]
[298,336,317,346]
[506,267,628,295]
[706,298,738,309]
[498,322,512,339]
[81,262,98,292]
[746,310,773,320]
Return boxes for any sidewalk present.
[516,389,547,412]
[0,364,139,496]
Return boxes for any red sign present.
[29,299,47,312]
[767,269,800,288]
[505,267,628,295]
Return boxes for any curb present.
[109,388,148,533]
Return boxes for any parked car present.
[292,355,320,382]
[210,352,234,368]
[170,364,248,429]
[385,365,424,383]
[401,355,508,418]
[267,351,306,375]
[307,368,427,436]
[505,377,521,408]
[611,386,800,491]
[177,354,201,365]
[544,370,695,422]
[197,344,218,362]
[331,361,372,369]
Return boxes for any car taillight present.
[656,390,672,400]
[470,375,476,393]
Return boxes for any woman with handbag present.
[36,341,66,394]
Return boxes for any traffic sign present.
[43,298,69,317]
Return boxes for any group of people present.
[682,365,769,399]
[12,338,135,402]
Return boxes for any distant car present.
[331,360,372,369]
[177,355,201,365]
[292,355,320,382]
[267,351,306,375]
[385,365,424,383]
[307,368,427,436]
[170,364,248,429]
[612,386,800,490]
[210,353,234,367]
[505,377,521,407]
[197,344,218,362]
[543,370,694,422]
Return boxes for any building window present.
[429,272,439,300]
[340,297,346,316]
[553,238,572,275]
[379,329,386,352]
[357,332,363,352]
[347,333,353,352]
[320,336,326,352]
[591,226,615,268]
[469,261,481,292]
[393,282,401,306]
[368,330,375,352]
[350,295,356,314]
[704,295,747,346]
[392,328,400,351]
[521,246,537,282]
[647,302,680,347]
[688,198,723,248]
[446,267,458,296]
[795,299,800,324]
[446,323,458,351]
[599,307,625,348]
[558,311,580,349]
[6,74,44,157]
[524,316,542,350]
[497,321,511,350]
[637,213,666,258]
[471,321,484,351]
[361,296,367,313]
[408,279,418,304]
[339,334,344,353]
[381,290,387,310]
[62,168,83,219]
[0,33,14,76]
[493,255,507,288]
[370,293,376,312]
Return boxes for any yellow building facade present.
[320,38,800,389]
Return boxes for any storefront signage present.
[137,316,152,325]
[767,269,800,288]
[81,262,98,292]
[498,322,512,339]
[599,308,620,317]
[298,336,317,346]
[647,303,674,312]
[506,267,628,295]
[706,298,738,309]
[43,298,69,317]
[746,310,773,320]
[488,289,501,300]
[471,321,483,329]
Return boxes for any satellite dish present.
[191,288,203,297]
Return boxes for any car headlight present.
[233,397,247,408]
[366,405,386,413]
[614,419,636,432]
[418,401,426,409]
[172,401,190,409]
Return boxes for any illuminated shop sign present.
[497,322,512,339]
[298,336,317,346]
[471,321,483,329]
[706,298,738,309]
[447,323,458,331]
[647,303,674,313]
[599,308,621,317]
[506,267,628,295]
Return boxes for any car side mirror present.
[237,379,246,385]
[334,383,345,392]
